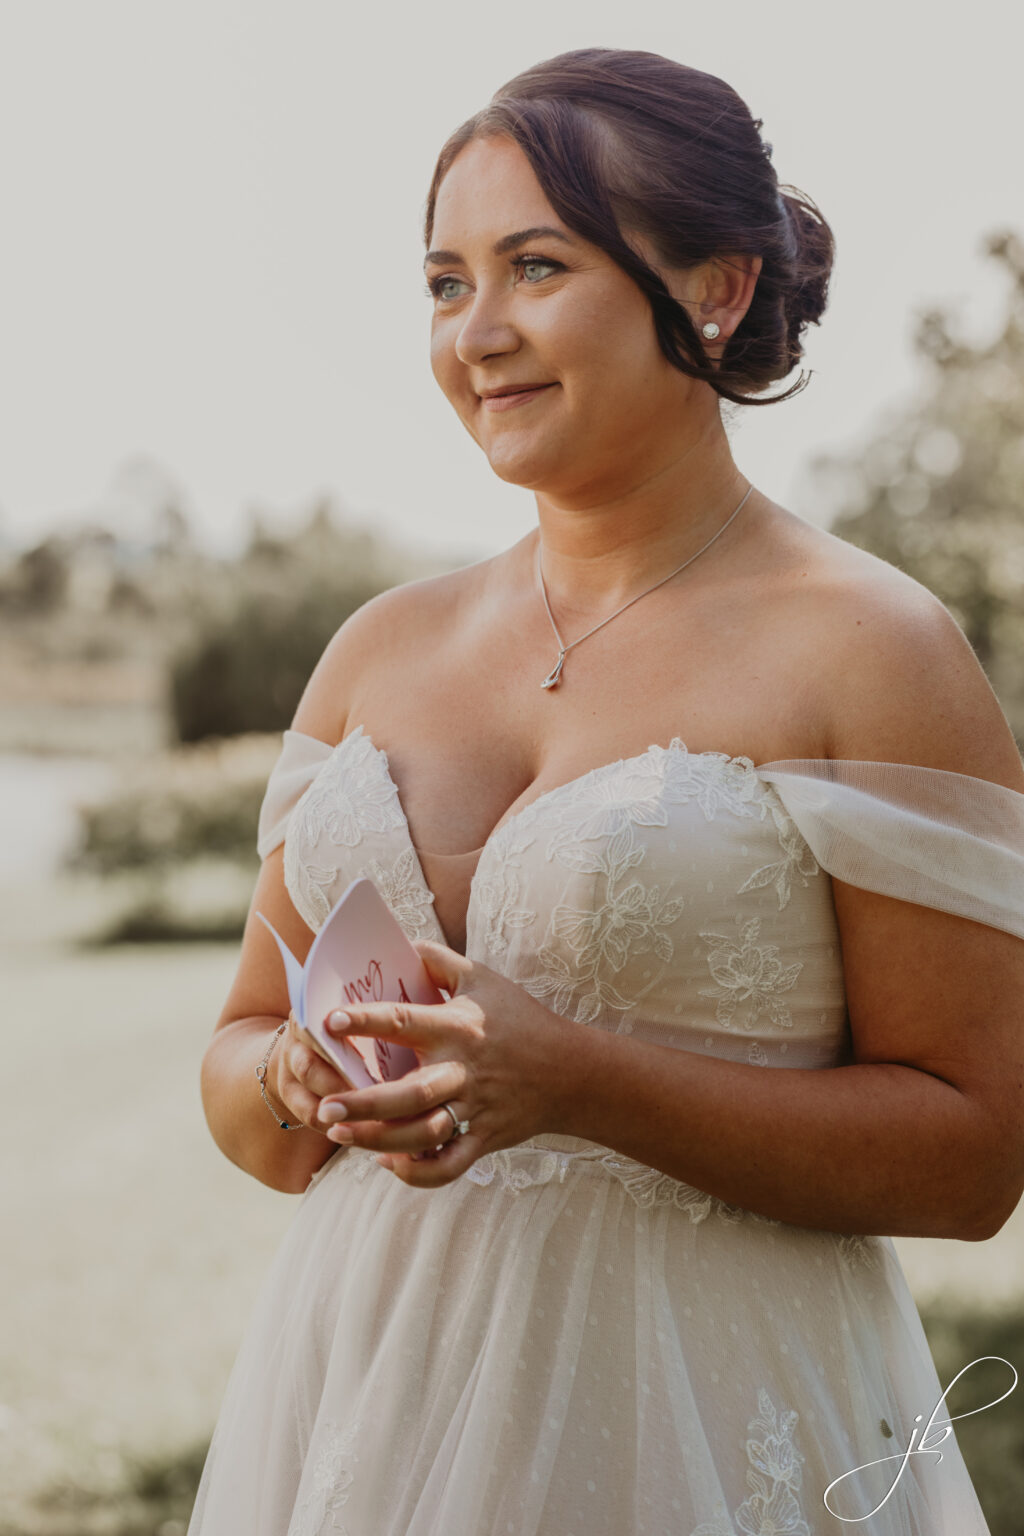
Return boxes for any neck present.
[530,417,750,617]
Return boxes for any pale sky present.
[1,0,1021,563]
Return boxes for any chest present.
[347,632,824,884]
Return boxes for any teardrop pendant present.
[541,650,566,690]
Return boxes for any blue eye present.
[516,257,561,283]
[424,254,563,302]
[423,274,468,302]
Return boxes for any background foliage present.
[806,230,1024,746]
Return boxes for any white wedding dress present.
[187,724,1024,1536]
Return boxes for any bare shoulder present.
[771,510,1024,793]
[289,554,499,743]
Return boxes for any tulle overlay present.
[187,726,1024,1534]
[190,1138,990,1536]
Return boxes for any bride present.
[189,46,1024,1535]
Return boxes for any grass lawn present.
[0,904,294,1532]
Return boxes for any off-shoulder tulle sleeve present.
[753,757,1024,941]
[256,728,335,860]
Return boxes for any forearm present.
[200,1017,338,1194]
[555,1030,998,1240]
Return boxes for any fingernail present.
[326,1010,350,1031]
[320,1103,349,1123]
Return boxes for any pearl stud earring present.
[701,321,721,340]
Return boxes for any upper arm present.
[820,572,1024,1230]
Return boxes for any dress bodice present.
[256,720,1021,1090]
[281,730,842,1064]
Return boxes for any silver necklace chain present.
[535,481,754,689]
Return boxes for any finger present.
[412,938,475,996]
[324,997,451,1046]
[268,1076,326,1133]
[326,1104,471,1154]
[377,1132,479,1188]
[278,1034,361,1126]
[290,1081,375,1136]
[290,1014,347,1071]
[320,1061,463,1124]
[283,1036,357,1101]
[259,1020,324,1130]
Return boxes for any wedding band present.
[441,1101,470,1140]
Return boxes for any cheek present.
[429,328,452,389]
[560,294,659,392]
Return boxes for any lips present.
[480,384,556,412]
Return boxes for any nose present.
[453,284,520,368]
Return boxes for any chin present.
[482,450,554,490]
[486,464,534,490]
[482,431,569,489]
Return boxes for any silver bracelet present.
[255,1020,303,1129]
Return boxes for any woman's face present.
[426,134,721,505]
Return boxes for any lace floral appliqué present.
[473,826,538,957]
[541,755,678,854]
[460,1142,778,1225]
[691,1388,810,1536]
[738,801,821,910]
[699,914,804,1030]
[835,1232,884,1272]
[288,1415,362,1536]
[523,821,684,1024]
[283,728,431,935]
[361,848,436,938]
[512,741,809,1028]
[655,740,771,824]
[296,728,404,848]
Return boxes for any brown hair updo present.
[423,47,835,407]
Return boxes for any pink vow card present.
[257,876,444,1090]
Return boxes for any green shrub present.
[65,733,280,943]
[0,1436,211,1536]
[67,734,280,875]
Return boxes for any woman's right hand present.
[266,1010,356,1133]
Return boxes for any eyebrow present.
[423,226,575,270]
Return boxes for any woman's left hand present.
[316,939,584,1187]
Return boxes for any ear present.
[698,253,763,343]
[626,231,762,350]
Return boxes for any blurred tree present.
[4,535,70,612]
[107,571,157,617]
[807,229,1024,742]
[168,579,379,741]
[167,497,407,742]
